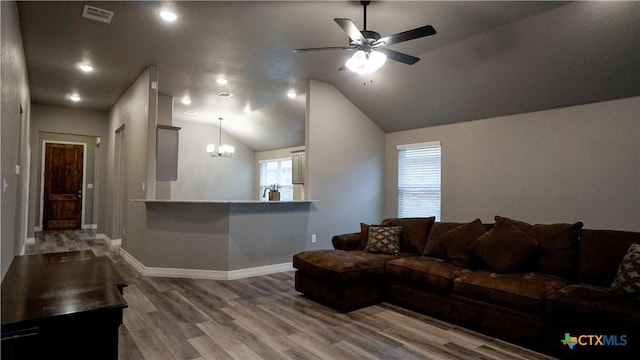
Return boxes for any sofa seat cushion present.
[453,270,569,314]
[386,257,471,293]
[548,283,640,324]
[293,250,399,284]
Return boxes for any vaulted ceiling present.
[17,1,640,151]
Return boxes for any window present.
[397,141,441,220]
[259,158,293,201]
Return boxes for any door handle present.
[78,189,82,198]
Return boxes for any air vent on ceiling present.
[82,5,114,24]
[216,91,234,98]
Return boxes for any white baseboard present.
[21,238,36,255]
[118,247,293,281]
[227,262,294,280]
[34,226,42,232]
[96,233,121,247]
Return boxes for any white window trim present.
[397,140,441,150]
[397,141,442,220]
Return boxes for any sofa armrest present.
[332,232,362,251]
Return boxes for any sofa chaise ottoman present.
[293,218,436,311]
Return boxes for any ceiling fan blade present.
[374,25,436,47]
[334,18,365,42]
[293,46,355,52]
[375,48,420,65]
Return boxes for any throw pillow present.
[381,217,436,255]
[438,219,488,268]
[423,222,466,259]
[364,226,403,255]
[495,216,583,278]
[610,243,640,301]
[470,219,538,273]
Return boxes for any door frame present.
[40,140,88,230]
[114,125,126,245]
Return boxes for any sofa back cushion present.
[578,229,640,287]
[423,221,494,259]
[381,217,435,255]
[496,216,583,279]
[423,222,465,259]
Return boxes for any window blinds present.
[397,141,441,220]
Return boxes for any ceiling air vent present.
[216,91,234,98]
[82,5,114,24]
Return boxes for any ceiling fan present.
[293,1,437,74]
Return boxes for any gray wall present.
[28,104,109,235]
[106,67,158,246]
[1,1,31,280]
[384,96,640,231]
[170,119,254,201]
[128,201,310,271]
[143,202,230,269]
[228,202,310,270]
[305,80,385,248]
[155,94,173,199]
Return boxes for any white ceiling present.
[16,1,640,151]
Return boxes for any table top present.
[1,251,127,328]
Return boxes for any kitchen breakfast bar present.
[122,200,314,280]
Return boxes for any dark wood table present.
[1,251,128,360]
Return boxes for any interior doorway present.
[42,142,85,230]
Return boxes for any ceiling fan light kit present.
[345,50,386,74]
[294,1,436,74]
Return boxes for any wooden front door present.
[44,143,83,230]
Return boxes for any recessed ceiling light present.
[243,107,251,114]
[287,90,297,99]
[160,10,177,22]
[181,96,192,105]
[69,94,81,102]
[217,77,228,85]
[78,63,94,73]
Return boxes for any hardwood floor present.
[26,231,556,360]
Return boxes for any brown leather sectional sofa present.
[293,217,640,359]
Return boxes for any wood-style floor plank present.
[26,230,558,360]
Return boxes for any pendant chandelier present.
[206,117,234,157]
